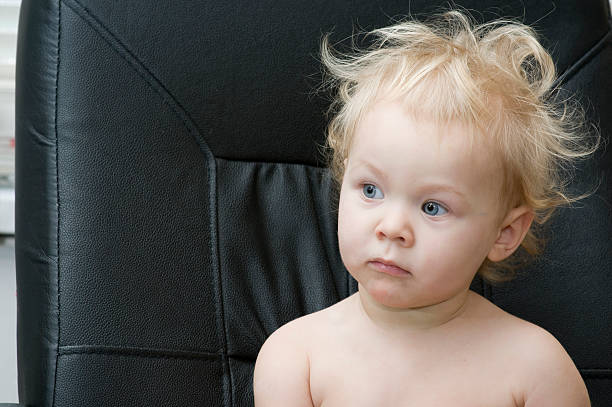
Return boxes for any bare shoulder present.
[465,293,590,406]
[475,296,590,407]
[253,298,354,406]
[513,321,590,407]
[253,315,316,406]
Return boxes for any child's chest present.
[308,333,524,407]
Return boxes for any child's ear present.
[487,205,535,262]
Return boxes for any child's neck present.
[356,284,472,337]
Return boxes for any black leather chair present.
[8,0,611,406]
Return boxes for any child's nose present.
[374,208,415,247]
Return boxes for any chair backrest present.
[15,0,612,405]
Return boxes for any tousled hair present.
[320,10,600,284]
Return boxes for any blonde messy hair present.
[320,10,600,284]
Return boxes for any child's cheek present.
[337,197,364,270]
[337,223,357,277]
[338,207,357,250]
[418,235,455,277]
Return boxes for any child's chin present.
[361,281,416,309]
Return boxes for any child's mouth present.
[369,259,412,277]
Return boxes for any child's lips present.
[369,259,412,277]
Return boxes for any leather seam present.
[59,0,210,153]
[58,345,223,361]
[212,160,232,405]
[52,1,62,406]
[57,351,220,362]
[57,352,220,362]
[215,155,328,170]
[553,25,611,88]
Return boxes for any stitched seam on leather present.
[52,2,62,406]
[57,351,221,362]
[60,0,205,143]
[212,160,232,405]
[304,166,342,299]
[216,155,327,169]
[59,345,222,360]
[553,27,611,88]
[56,1,231,404]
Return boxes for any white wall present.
[0,1,19,403]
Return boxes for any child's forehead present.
[349,100,505,187]
[353,99,492,155]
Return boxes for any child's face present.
[338,100,506,310]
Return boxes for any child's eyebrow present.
[351,160,388,181]
[415,184,467,199]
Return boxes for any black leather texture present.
[14,0,611,406]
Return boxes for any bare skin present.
[306,290,528,406]
[280,290,583,407]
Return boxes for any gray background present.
[1,236,17,403]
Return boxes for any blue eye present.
[362,184,384,199]
[422,201,448,216]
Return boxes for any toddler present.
[254,10,598,406]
